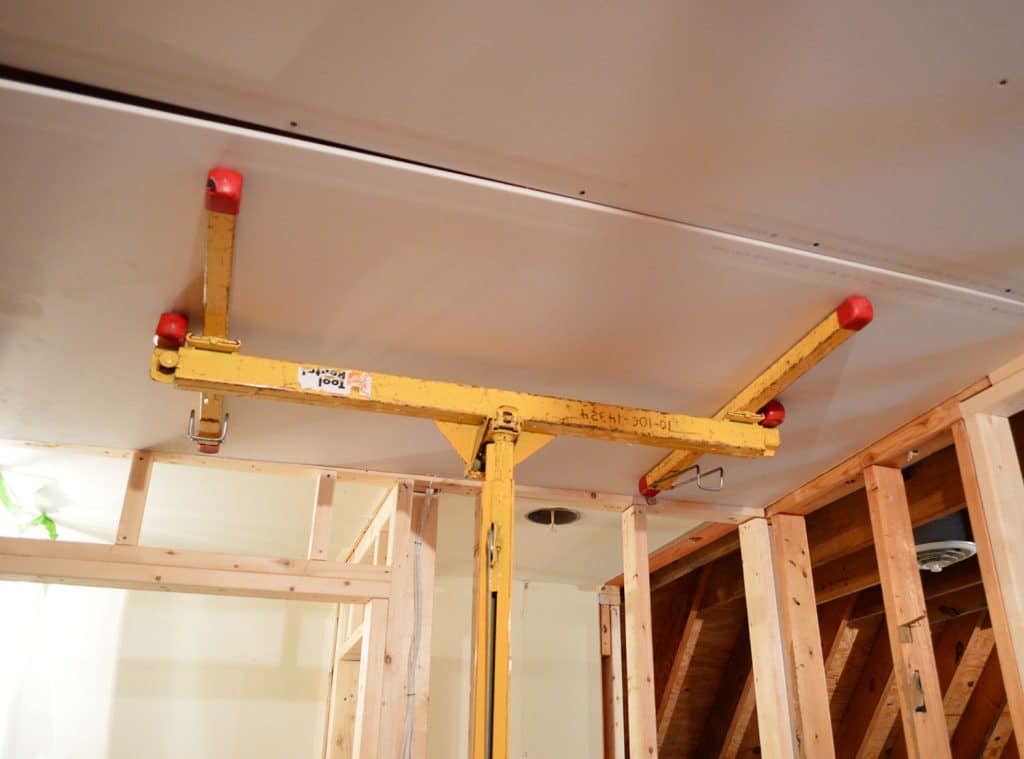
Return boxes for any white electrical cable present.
[399,488,435,759]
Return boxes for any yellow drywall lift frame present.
[150,168,871,759]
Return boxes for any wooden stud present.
[352,599,388,759]
[864,465,952,759]
[601,603,626,759]
[378,484,439,759]
[308,471,335,561]
[622,502,659,758]
[322,604,347,758]
[657,565,711,746]
[600,603,613,657]
[738,518,799,759]
[955,417,1024,755]
[115,451,153,545]
[0,536,390,603]
[772,515,835,757]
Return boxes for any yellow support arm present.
[193,168,243,453]
[152,345,780,459]
[638,295,873,496]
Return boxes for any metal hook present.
[697,466,725,492]
[187,409,229,445]
[648,463,727,499]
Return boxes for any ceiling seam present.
[2,66,1020,313]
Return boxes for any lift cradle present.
[149,168,872,759]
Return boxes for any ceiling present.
[0,4,1022,515]
[1,2,1022,297]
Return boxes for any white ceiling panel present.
[1,80,1022,510]
[1,2,1022,296]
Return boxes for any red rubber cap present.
[155,311,188,349]
[205,168,243,214]
[638,475,660,499]
[837,295,873,331]
[198,443,221,455]
[758,399,786,429]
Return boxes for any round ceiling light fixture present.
[525,507,581,527]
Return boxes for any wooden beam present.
[3,437,660,514]
[622,502,659,758]
[846,559,984,623]
[656,565,711,746]
[955,416,1024,754]
[767,379,989,518]
[962,367,1024,419]
[0,536,390,602]
[115,450,153,546]
[865,465,951,759]
[636,380,990,594]
[939,613,995,736]
[378,484,439,759]
[738,518,799,758]
[601,603,627,759]
[352,598,388,759]
[308,471,335,560]
[694,624,753,758]
[348,485,397,564]
[697,445,970,613]
[614,521,737,589]
[980,702,1015,758]
[950,648,1008,758]
[835,621,894,758]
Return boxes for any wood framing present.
[600,595,626,759]
[656,565,711,747]
[955,412,1024,754]
[309,470,336,560]
[352,598,388,759]
[864,465,951,759]
[0,537,390,602]
[378,484,439,759]
[739,515,835,759]
[115,450,153,545]
[772,515,834,757]
[622,502,659,758]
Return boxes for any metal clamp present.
[646,463,726,503]
[487,525,496,568]
[187,409,229,445]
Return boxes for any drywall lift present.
[150,168,871,759]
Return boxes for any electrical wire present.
[399,487,435,759]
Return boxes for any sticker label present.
[298,367,373,398]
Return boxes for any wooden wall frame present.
[0,446,438,759]
[627,355,1024,758]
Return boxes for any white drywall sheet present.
[1,79,1023,507]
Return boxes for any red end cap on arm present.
[837,295,873,331]
[205,168,243,214]
[638,475,660,499]
[758,399,786,428]
[155,311,188,349]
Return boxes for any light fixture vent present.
[525,507,580,527]
[915,540,977,573]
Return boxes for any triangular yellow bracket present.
[513,431,554,465]
[435,421,486,469]
[435,422,554,477]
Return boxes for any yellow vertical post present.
[469,430,516,759]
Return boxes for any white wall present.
[427,576,604,759]
[0,583,336,759]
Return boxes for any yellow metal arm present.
[638,296,873,496]
[152,345,779,459]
